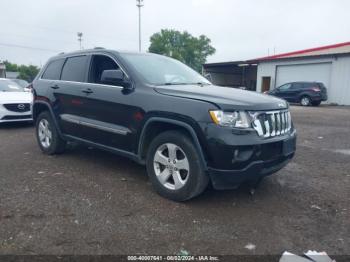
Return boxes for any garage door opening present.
[202,62,257,91]
[276,63,332,88]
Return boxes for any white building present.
[204,42,350,105]
[255,42,350,105]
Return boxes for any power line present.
[0,30,78,46]
[0,42,60,53]
[4,21,133,43]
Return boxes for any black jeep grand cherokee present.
[32,49,296,201]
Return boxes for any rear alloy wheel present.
[38,118,52,149]
[146,131,209,201]
[300,96,311,106]
[36,111,66,155]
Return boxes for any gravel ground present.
[0,105,349,257]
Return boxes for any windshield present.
[12,79,29,88]
[0,79,24,92]
[120,53,211,86]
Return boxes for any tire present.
[36,111,66,155]
[146,130,209,202]
[300,96,311,106]
[312,101,321,106]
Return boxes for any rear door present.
[76,54,137,152]
[54,55,89,137]
[39,58,65,107]
[288,83,304,102]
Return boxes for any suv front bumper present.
[208,149,294,190]
[202,123,296,190]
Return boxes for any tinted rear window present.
[42,59,65,80]
[317,83,326,88]
[302,83,314,88]
[292,83,304,89]
[61,56,88,82]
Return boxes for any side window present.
[279,83,292,91]
[303,83,314,89]
[41,59,65,80]
[88,55,119,85]
[61,56,88,82]
[292,83,304,89]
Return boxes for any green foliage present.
[18,65,40,82]
[149,29,216,72]
[3,60,40,82]
[3,61,18,72]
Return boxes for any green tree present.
[3,61,18,72]
[18,64,40,82]
[3,60,40,82]
[148,29,216,72]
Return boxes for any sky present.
[0,0,349,67]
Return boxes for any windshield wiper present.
[194,82,210,86]
[160,82,210,86]
[163,82,187,86]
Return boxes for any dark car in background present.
[266,82,328,106]
[32,49,296,201]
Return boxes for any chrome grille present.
[250,110,292,138]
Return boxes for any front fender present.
[137,117,208,170]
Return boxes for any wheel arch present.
[33,101,63,137]
[298,93,312,101]
[137,117,207,169]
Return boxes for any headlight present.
[209,110,251,128]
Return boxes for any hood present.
[154,85,288,111]
[0,92,33,103]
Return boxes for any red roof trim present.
[251,41,350,61]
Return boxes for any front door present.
[275,83,293,102]
[77,54,138,152]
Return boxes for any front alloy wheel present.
[146,131,209,202]
[153,143,190,190]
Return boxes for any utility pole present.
[77,32,83,50]
[136,0,144,52]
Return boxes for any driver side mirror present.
[100,69,132,89]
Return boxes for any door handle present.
[51,84,60,89]
[82,88,93,94]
